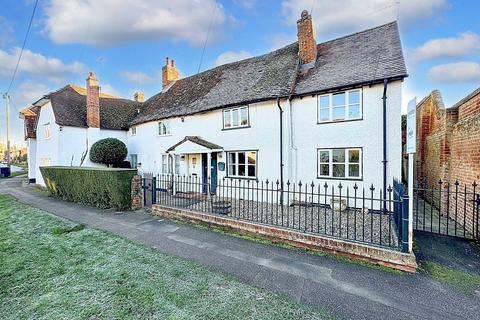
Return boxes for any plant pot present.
[330,198,347,212]
[212,200,232,215]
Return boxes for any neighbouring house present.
[415,87,480,231]
[19,75,141,185]
[21,11,407,195]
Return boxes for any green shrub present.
[90,138,128,167]
[40,166,137,209]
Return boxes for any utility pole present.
[2,93,11,169]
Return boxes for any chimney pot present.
[297,10,317,67]
[162,57,179,89]
[134,91,145,103]
[166,57,169,66]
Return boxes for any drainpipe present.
[382,79,389,204]
[277,97,284,204]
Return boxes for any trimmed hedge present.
[40,166,137,210]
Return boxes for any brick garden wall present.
[416,89,480,232]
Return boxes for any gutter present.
[382,79,389,203]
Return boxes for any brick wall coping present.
[152,204,418,273]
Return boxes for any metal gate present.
[413,180,479,240]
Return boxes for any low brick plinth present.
[152,205,418,273]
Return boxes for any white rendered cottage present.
[22,11,407,194]
[20,75,141,186]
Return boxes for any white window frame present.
[162,154,169,174]
[174,155,180,174]
[223,106,249,129]
[158,120,171,136]
[317,89,362,123]
[129,154,138,168]
[44,123,51,140]
[130,126,137,136]
[317,148,362,180]
[227,150,257,179]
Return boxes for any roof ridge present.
[316,21,398,47]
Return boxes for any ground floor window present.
[317,148,362,179]
[227,151,257,178]
[162,154,180,174]
[129,154,138,168]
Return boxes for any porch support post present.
[207,152,212,197]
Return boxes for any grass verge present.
[419,261,480,295]
[8,170,28,178]
[0,194,332,320]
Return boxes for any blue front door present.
[210,153,218,194]
[202,153,218,194]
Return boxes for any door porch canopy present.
[166,136,223,154]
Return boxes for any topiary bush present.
[40,166,137,209]
[90,138,127,167]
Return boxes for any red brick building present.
[415,87,480,230]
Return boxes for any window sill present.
[317,118,363,125]
[222,125,251,131]
[157,134,172,137]
[316,176,363,181]
[225,176,257,180]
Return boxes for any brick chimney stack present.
[86,72,100,128]
[134,91,145,103]
[297,10,317,67]
[162,57,179,89]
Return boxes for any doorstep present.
[152,204,418,273]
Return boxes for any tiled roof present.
[294,22,407,95]
[45,85,141,130]
[132,22,407,125]
[131,43,299,125]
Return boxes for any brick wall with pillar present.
[131,175,143,210]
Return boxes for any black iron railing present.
[143,174,409,251]
[413,180,479,240]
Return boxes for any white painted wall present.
[35,102,59,186]
[288,81,402,192]
[127,99,282,183]
[26,138,36,181]
[31,80,402,193]
[128,81,402,194]
[34,100,129,186]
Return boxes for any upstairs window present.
[317,148,362,179]
[158,120,171,136]
[44,123,51,139]
[130,126,137,136]
[227,151,257,178]
[318,89,362,123]
[223,106,249,129]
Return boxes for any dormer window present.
[158,120,171,136]
[223,106,249,129]
[318,89,362,123]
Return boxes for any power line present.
[4,0,39,95]
[197,2,217,74]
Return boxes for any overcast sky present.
[1,0,479,145]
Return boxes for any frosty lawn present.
[0,195,331,319]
